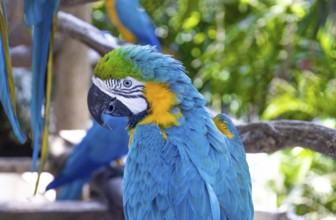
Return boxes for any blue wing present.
[24,0,60,171]
[46,116,129,193]
[163,109,221,220]
[112,0,161,51]
[164,110,254,220]
[213,113,254,219]
[0,0,26,143]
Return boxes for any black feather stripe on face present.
[91,76,149,116]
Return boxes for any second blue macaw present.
[106,0,161,51]
[46,116,129,200]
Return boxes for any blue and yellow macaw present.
[106,0,161,51]
[87,45,254,219]
[46,116,129,200]
[0,0,26,143]
[24,0,60,192]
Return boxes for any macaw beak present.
[87,84,133,128]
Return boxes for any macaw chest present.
[125,124,172,187]
[123,124,176,215]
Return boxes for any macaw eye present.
[123,79,132,88]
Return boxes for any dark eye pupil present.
[124,80,132,87]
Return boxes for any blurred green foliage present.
[91,0,336,218]
[269,148,336,219]
[92,0,336,120]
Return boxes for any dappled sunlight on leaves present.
[268,148,336,219]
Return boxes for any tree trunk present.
[54,5,91,131]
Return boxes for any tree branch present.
[237,120,336,158]
[57,11,122,56]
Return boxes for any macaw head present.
[88,45,201,129]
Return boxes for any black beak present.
[87,84,133,128]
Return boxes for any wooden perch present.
[57,11,122,56]
[237,120,336,158]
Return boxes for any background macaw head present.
[87,45,197,129]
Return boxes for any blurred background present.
[0,0,335,219]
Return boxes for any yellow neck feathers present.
[128,128,135,148]
[140,82,180,129]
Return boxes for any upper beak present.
[87,84,133,128]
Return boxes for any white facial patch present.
[92,76,148,114]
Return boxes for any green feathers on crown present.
[94,48,142,80]
[94,45,188,84]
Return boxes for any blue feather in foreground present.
[106,0,161,51]
[46,116,129,199]
[0,0,26,143]
[88,45,254,219]
[24,0,60,171]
